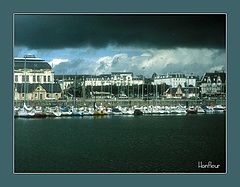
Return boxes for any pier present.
[14,98,226,108]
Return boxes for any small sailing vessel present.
[196,106,205,114]
[112,107,123,115]
[213,105,225,113]
[45,106,62,117]
[33,106,47,118]
[60,106,73,116]
[71,107,84,116]
[17,103,35,118]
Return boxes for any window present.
[35,94,37,98]
[37,76,40,82]
[44,76,46,82]
[26,75,29,82]
[22,94,24,97]
[15,75,18,82]
[33,75,36,82]
[46,94,49,98]
[48,76,51,82]
[22,76,25,82]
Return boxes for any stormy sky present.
[14,14,226,76]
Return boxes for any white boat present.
[106,108,113,115]
[71,107,84,116]
[213,105,225,113]
[17,107,35,118]
[196,106,205,114]
[23,103,33,111]
[45,106,62,117]
[60,107,73,116]
[142,107,152,114]
[32,106,47,118]
[82,107,94,116]
[170,105,186,114]
[112,107,123,115]
[122,107,134,115]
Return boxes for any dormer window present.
[217,76,222,83]
[207,77,211,83]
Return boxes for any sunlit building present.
[14,55,62,100]
[153,73,197,88]
[199,71,226,97]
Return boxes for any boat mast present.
[74,74,76,107]
[51,72,53,103]
[24,56,27,104]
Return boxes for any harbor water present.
[14,114,226,173]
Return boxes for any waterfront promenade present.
[14,98,226,108]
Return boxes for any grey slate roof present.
[200,72,226,83]
[166,85,198,94]
[14,58,52,70]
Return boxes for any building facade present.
[153,73,197,88]
[14,55,54,84]
[164,84,199,99]
[14,55,62,101]
[200,71,226,97]
[14,83,62,101]
[55,72,144,90]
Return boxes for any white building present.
[132,75,144,85]
[153,73,197,88]
[55,72,144,90]
[14,55,62,101]
[14,55,54,84]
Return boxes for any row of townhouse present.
[13,55,226,100]
[55,71,225,99]
[54,73,144,91]
[153,72,226,98]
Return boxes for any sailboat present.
[17,104,35,118]
[45,106,62,117]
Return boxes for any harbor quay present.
[14,98,225,108]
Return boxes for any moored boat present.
[45,106,62,117]
[93,110,108,115]
[112,107,123,115]
[17,107,35,118]
[60,107,73,116]
[196,106,205,114]
[134,109,143,115]
[71,107,84,116]
[213,105,225,113]
[186,107,197,114]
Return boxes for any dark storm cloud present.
[15,14,226,49]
